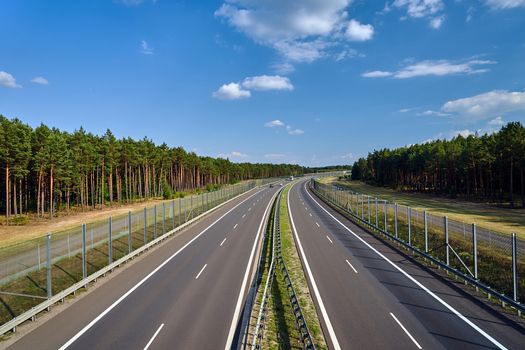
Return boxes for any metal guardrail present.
[274,189,315,350]
[0,183,271,337]
[310,179,525,315]
[251,188,282,350]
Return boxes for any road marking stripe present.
[288,183,342,350]
[304,182,508,350]
[345,259,358,274]
[144,323,165,350]
[309,213,312,217]
[234,224,238,229]
[195,264,207,279]
[220,238,227,246]
[225,190,280,349]
[58,187,264,350]
[248,207,251,211]
[390,313,422,349]
[326,235,333,244]
[316,222,320,227]
[242,214,246,218]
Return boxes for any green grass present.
[277,185,327,350]
[326,178,525,238]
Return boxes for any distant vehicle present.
[269,184,274,188]
[289,176,294,181]
[279,183,283,186]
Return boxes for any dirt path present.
[0,199,165,246]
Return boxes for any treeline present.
[351,122,525,207]
[0,115,304,223]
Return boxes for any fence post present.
[368,196,371,223]
[512,233,518,302]
[179,197,182,226]
[143,207,147,244]
[46,234,52,299]
[361,193,365,220]
[162,202,166,235]
[472,223,478,280]
[82,224,87,280]
[154,205,157,239]
[408,207,412,245]
[172,199,175,230]
[128,211,132,254]
[375,198,378,227]
[191,195,193,220]
[109,217,113,264]
[424,211,428,253]
[445,216,449,266]
[384,200,387,232]
[394,203,398,238]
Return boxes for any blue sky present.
[1,0,524,166]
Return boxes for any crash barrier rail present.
[0,179,280,336]
[275,189,315,349]
[251,188,283,350]
[311,179,524,314]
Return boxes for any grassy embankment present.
[321,177,525,238]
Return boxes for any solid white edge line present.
[288,182,342,350]
[220,238,227,246]
[390,313,422,349]
[195,264,207,279]
[234,224,238,229]
[143,323,165,350]
[224,189,279,349]
[242,214,246,218]
[326,235,333,244]
[304,181,508,350]
[345,259,358,274]
[58,188,264,350]
[309,213,312,217]
[316,222,320,227]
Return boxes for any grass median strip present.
[266,184,327,349]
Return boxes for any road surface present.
[7,185,279,350]
[288,179,525,350]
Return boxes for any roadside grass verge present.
[325,178,525,238]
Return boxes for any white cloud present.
[363,59,495,79]
[418,109,450,117]
[218,151,248,159]
[441,90,525,121]
[212,83,251,100]
[31,76,49,85]
[215,1,373,66]
[393,0,444,18]
[488,116,505,126]
[264,153,286,159]
[288,128,305,135]
[345,19,374,41]
[242,75,294,91]
[429,15,444,29]
[140,40,154,55]
[362,70,393,78]
[271,62,295,74]
[485,0,525,9]
[398,107,414,112]
[0,71,21,88]
[393,0,445,28]
[119,0,157,6]
[265,120,285,127]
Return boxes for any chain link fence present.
[311,180,524,307]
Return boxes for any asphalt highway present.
[7,185,280,350]
[288,179,525,350]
